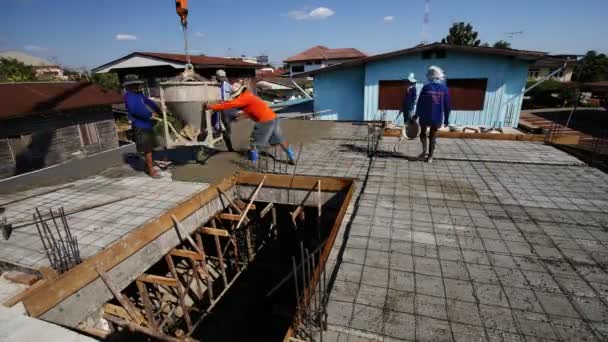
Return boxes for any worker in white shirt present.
[215,69,236,152]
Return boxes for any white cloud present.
[288,7,334,21]
[24,45,48,52]
[115,33,137,41]
[383,16,395,22]
[195,32,205,38]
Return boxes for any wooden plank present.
[21,175,237,318]
[103,303,131,321]
[137,274,179,288]
[170,248,204,261]
[260,202,274,219]
[97,268,146,325]
[136,280,158,331]
[103,314,184,342]
[383,128,547,141]
[76,327,111,339]
[237,171,351,192]
[234,199,256,211]
[217,213,241,221]
[199,227,229,237]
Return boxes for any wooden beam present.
[236,176,266,230]
[103,314,186,342]
[97,268,146,325]
[384,128,548,141]
[234,199,256,211]
[217,213,241,221]
[170,249,204,261]
[103,303,131,321]
[21,175,237,318]
[136,280,159,331]
[260,202,274,219]
[237,171,351,192]
[199,227,229,237]
[137,274,179,288]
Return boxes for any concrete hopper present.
[161,80,221,132]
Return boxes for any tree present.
[0,58,36,82]
[572,50,608,83]
[90,72,120,91]
[493,40,511,49]
[441,22,481,46]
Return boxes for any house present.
[303,43,546,127]
[284,46,366,76]
[93,52,261,97]
[528,55,578,82]
[0,51,67,80]
[0,82,122,179]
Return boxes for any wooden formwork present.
[14,172,355,341]
[383,128,581,144]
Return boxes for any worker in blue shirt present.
[401,73,418,121]
[413,66,451,163]
[215,69,236,152]
[123,74,161,178]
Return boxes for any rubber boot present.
[417,136,428,161]
[248,149,259,164]
[283,146,296,165]
[427,137,436,163]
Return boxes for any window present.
[446,78,487,110]
[314,60,322,65]
[306,61,313,65]
[421,50,446,59]
[79,123,99,146]
[378,80,408,110]
[528,69,539,79]
[291,65,304,73]
[422,51,432,60]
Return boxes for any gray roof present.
[0,51,56,67]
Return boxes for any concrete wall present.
[0,107,119,179]
[313,66,365,121]
[363,51,531,127]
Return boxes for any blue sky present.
[1,0,607,69]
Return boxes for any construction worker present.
[208,81,296,165]
[123,74,161,178]
[413,66,451,163]
[215,69,235,151]
[400,73,418,122]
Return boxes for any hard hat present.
[230,81,246,98]
[405,73,417,83]
[216,69,227,78]
[427,65,445,81]
[123,74,144,86]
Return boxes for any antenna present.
[505,31,523,43]
[421,0,431,44]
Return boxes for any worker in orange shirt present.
[207,81,296,165]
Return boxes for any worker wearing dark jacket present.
[208,82,296,165]
[123,74,161,178]
[413,66,451,163]
[401,73,418,120]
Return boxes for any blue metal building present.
[305,44,546,127]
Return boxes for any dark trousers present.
[220,111,234,152]
[420,125,439,156]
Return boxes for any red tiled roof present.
[284,46,367,62]
[0,82,123,120]
[138,52,262,68]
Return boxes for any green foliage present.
[441,22,481,46]
[0,58,37,82]
[493,40,511,49]
[572,50,608,83]
[525,80,580,108]
[90,72,120,91]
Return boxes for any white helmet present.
[216,69,227,78]
[426,65,445,82]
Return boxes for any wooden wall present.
[0,106,119,179]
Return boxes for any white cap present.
[427,65,445,81]
[216,69,227,78]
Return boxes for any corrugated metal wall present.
[313,67,364,121]
[363,52,531,127]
